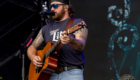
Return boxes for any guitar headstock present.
[68,21,87,34]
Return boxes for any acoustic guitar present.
[28,21,85,80]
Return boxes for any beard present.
[52,8,65,21]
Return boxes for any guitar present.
[28,21,85,80]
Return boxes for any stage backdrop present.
[75,0,140,80]
[0,0,140,80]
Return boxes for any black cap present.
[50,0,70,5]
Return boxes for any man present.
[27,0,88,80]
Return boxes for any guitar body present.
[28,42,59,80]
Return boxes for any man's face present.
[50,1,65,21]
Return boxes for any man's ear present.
[65,5,69,9]
[65,6,67,9]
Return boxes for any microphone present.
[40,11,55,16]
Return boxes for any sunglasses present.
[49,3,65,10]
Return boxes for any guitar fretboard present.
[42,39,61,63]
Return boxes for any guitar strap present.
[64,18,75,32]
[55,18,75,52]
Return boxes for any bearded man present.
[27,0,88,80]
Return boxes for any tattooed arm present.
[27,29,44,67]
[61,21,88,51]
[69,25,88,51]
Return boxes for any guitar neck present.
[42,39,61,63]
[42,31,69,63]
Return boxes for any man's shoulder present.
[73,18,83,22]
[72,18,84,26]
[42,22,54,29]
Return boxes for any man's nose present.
[51,7,55,11]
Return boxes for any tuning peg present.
[78,24,86,26]
[78,24,88,29]
[78,24,85,26]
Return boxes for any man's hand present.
[27,29,45,64]
[60,31,71,44]
[60,21,88,51]
[32,56,43,67]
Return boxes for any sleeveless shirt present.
[42,17,85,66]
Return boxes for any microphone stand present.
[18,22,41,80]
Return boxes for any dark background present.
[0,0,140,80]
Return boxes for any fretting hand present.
[60,31,71,44]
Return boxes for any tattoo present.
[70,39,77,44]
[78,43,84,51]
[31,29,44,49]
[70,39,84,51]
[77,27,88,41]
[79,35,86,40]
[69,21,88,51]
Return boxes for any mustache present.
[52,11,57,16]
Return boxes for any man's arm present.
[27,29,44,67]
[61,21,88,51]
[69,25,88,51]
